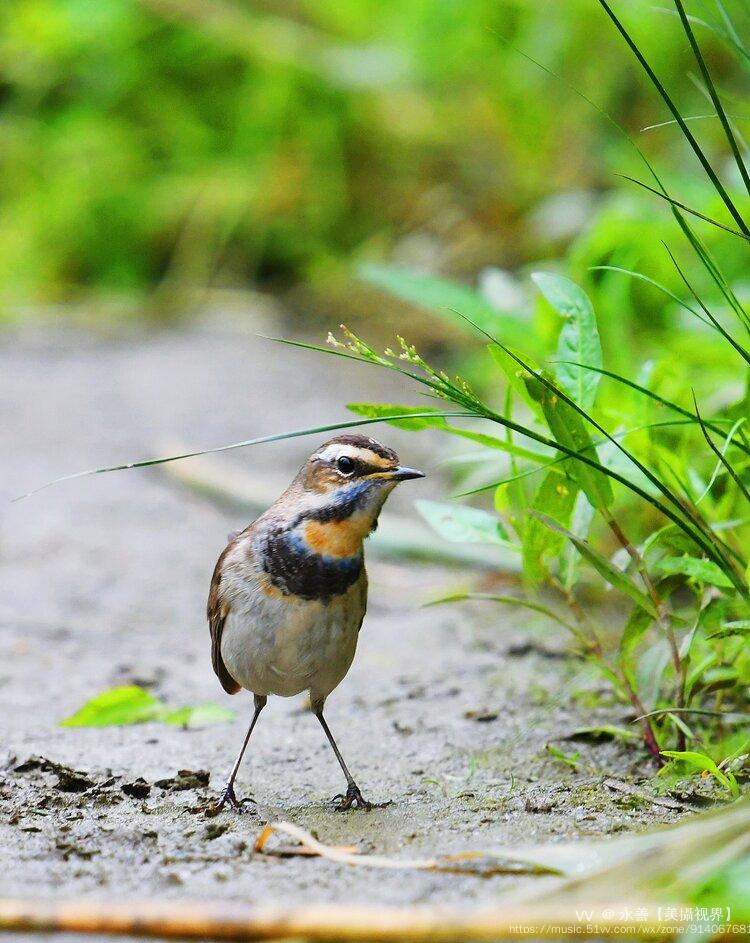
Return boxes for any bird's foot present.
[333,782,372,811]
[207,783,256,816]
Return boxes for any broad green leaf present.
[523,471,579,586]
[415,499,517,548]
[655,556,735,588]
[524,372,613,509]
[346,403,448,430]
[532,272,603,410]
[61,685,234,729]
[660,750,739,797]
[531,511,657,617]
[358,263,529,344]
[61,686,165,727]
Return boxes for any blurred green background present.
[2,0,748,334]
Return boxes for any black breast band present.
[261,528,362,601]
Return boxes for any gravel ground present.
[0,315,696,934]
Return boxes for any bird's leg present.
[313,702,371,811]
[212,694,267,814]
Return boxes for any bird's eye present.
[336,455,355,475]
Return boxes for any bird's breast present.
[301,512,372,557]
[260,524,363,602]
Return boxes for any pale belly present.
[220,577,366,700]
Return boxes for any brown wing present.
[207,544,241,695]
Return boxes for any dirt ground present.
[1,313,699,929]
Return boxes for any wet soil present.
[1,315,698,921]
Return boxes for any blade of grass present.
[695,417,747,504]
[596,0,750,235]
[424,592,583,641]
[590,264,710,327]
[673,0,750,196]
[619,173,750,240]
[530,511,658,619]
[663,244,750,364]
[14,411,473,501]
[641,113,750,132]
[693,392,750,505]
[672,209,750,335]
[554,361,750,458]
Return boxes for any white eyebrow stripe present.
[315,444,377,464]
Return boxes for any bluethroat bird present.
[207,434,425,812]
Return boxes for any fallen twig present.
[254,821,558,876]
[0,897,707,940]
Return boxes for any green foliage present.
[1,0,746,311]
[655,556,736,588]
[60,685,234,729]
[532,272,603,411]
[660,750,740,797]
[532,512,657,619]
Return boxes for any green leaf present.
[531,511,657,618]
[414,499,516,548]
[660,750,740,797]
[162,704,236,729]
[545,744,580,769]
[619,605,654,659]
[61,685,234,729]
[708,620,750,639]
[654,556,735,588]
[560,492,596,592]
[346,403,448,430]
[532,273,603,410]
[524,372,613,509]
[488,344,544,419]
[523,471,579,586]
[358,263,528,342]
[60,686,165,727]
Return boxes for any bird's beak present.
[387,465,426,481]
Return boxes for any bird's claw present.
[207,783,256,816]
[333,783,372,811]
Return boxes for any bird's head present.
[282,434,424,554]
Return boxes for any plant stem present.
[554,579,663,761]
[603,512,685,750]
[603,513,682,676]
[623,679,664,762]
